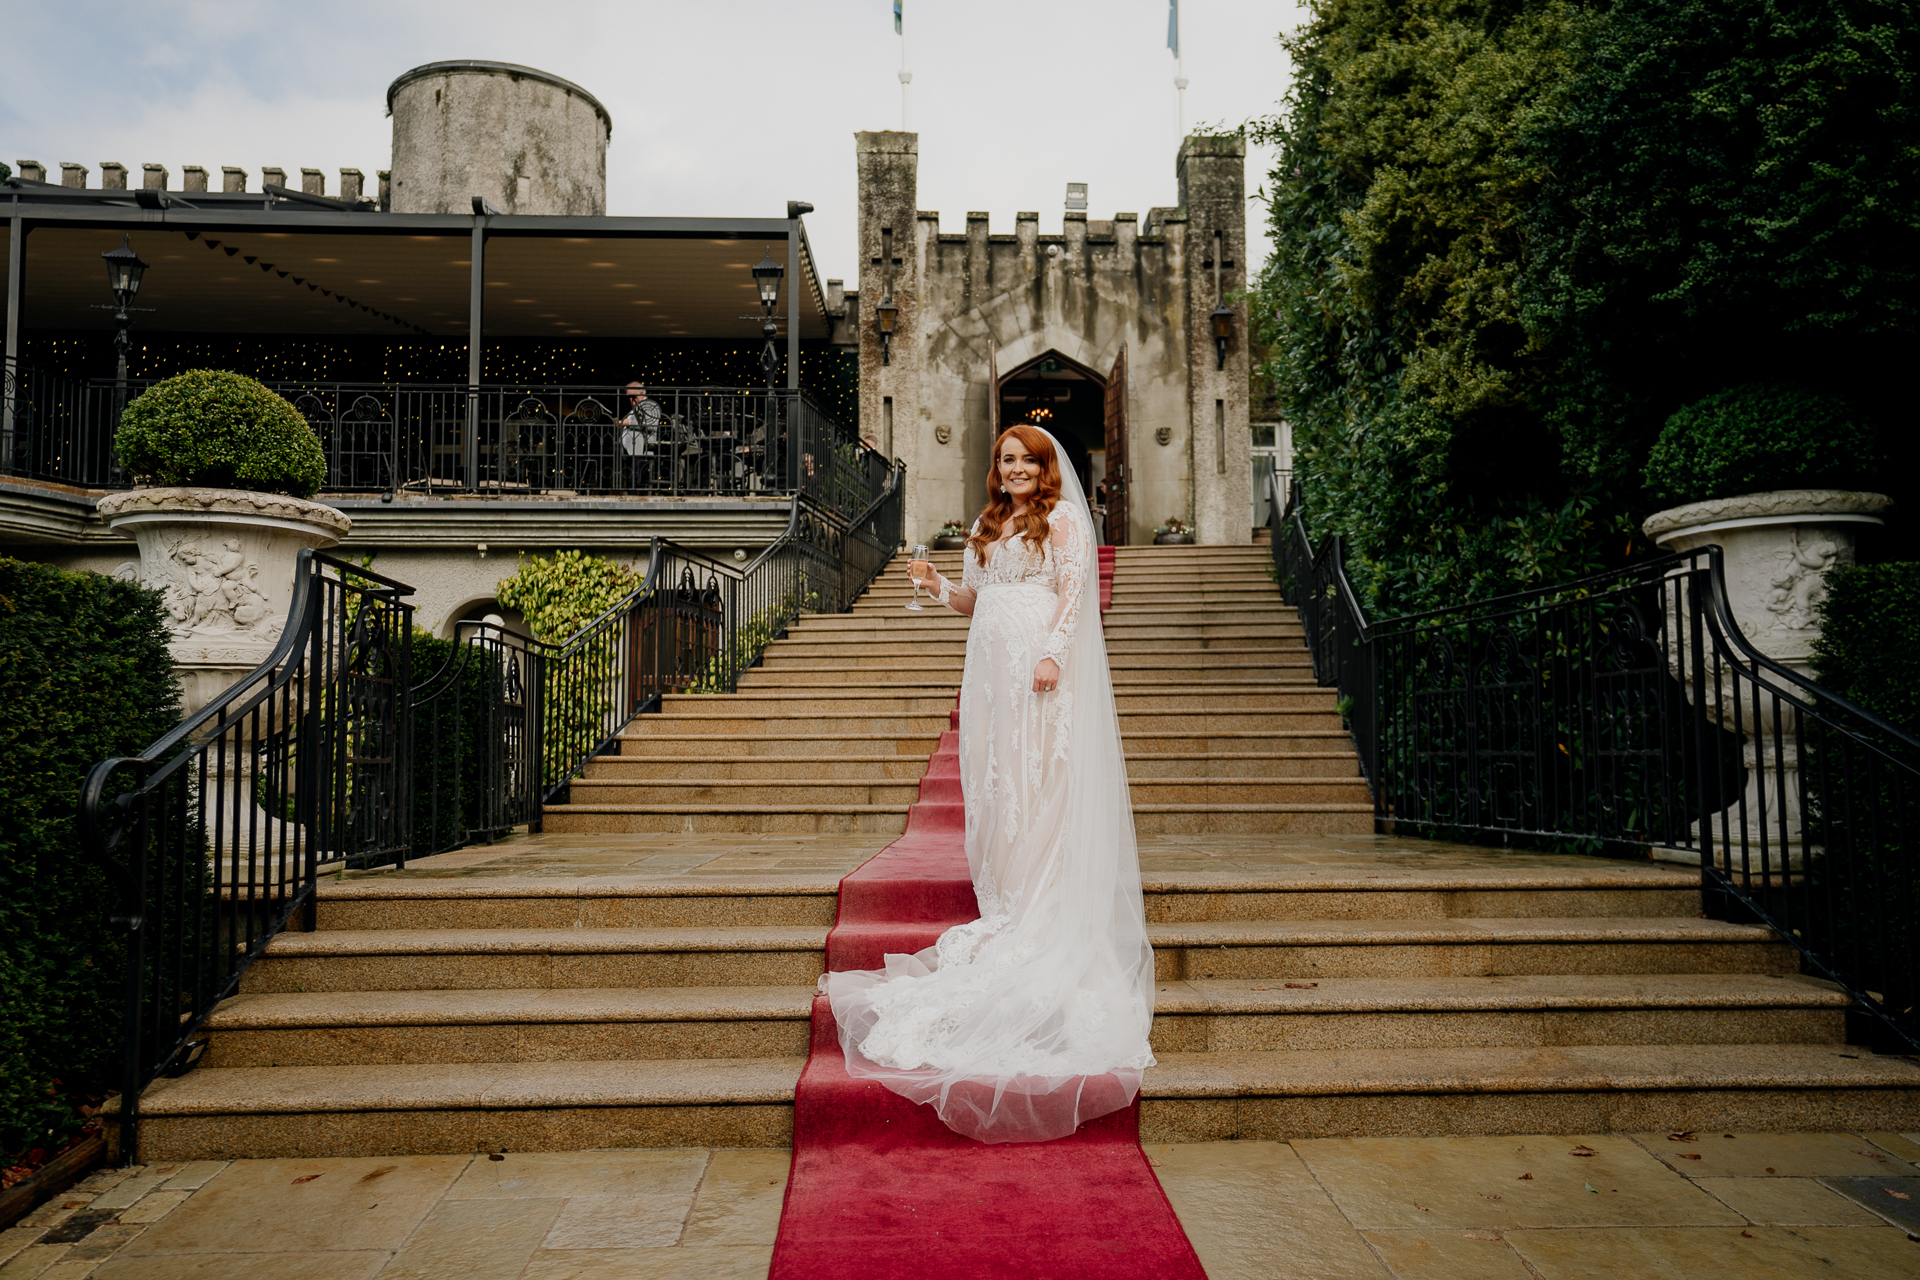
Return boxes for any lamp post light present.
[1210,303,1234,371]
[99,235,152,385]
[876,296,899,366]
[752,248,785,391]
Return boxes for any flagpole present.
[899,4,912,130]
[1169,0,1187,138]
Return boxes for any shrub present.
[0,560,180,1158]
[1813,563,1920,737]
[411,631,520,853]
[1643,385,1885,508]
[115,370,328,499]
[494,550,639,644]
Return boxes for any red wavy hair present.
[968,424,1064,567]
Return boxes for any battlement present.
[12,159,390,207]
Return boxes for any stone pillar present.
[60,163,87,188]
[222,167,247,193]
[856,131,926,540]
[1178,134,1251,545]
[300,168,325,196]
[15,161,45,183]
[100,162,128,190]
[261,166,287,190]
[141,164,168,190]
[182,166,208,193]
[339,168,365,202]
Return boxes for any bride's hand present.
[1032,658,1060,693]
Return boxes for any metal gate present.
[1103,347,1129,545]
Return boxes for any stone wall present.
[857,131,1250,546]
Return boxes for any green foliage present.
[494,550,639,644]
[0,560,180,1157]
[1643,385,1886,507]
[411,631,517,853]
[1259,0,1920,615]
[115,370,328,499]
[1813,562,1920,736]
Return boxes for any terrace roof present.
[1,183,832,342]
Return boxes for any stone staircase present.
[124,544,1920,1160]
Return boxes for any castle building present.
[855,131,1253,546]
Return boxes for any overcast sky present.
[2,1,1306,286]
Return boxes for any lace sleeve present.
[958,520,985,593]
[1040,507,1089,668]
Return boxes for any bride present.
[820,423,1156,1144]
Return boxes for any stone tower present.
[387,60,611,215]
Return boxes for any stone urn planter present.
[98,487,352,716]
[931,535,969,551]
[1153,532,1195,546]
[1643,488,1890,862]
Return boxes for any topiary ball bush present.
[1643,384,1884,509]
[116,370,328,500]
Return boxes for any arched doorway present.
[996,350,1107,508]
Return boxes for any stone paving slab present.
[8,1133,1915,1278]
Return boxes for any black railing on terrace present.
[1267,459,1919,1053]
[79,471,903,1160]
[1,362,886,520]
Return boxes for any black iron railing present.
[1267,459,1920,1052]
[537,464,905,801]
[79,551,416,1158]
[1,362,887,522]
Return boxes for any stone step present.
[1103,624,1293,640]
[1102,610,1300,627]
[739,670,963,687]
[624,712,952,736]
[1119,710,1343,732]
[126,1057,806,1161]
[789,616,970,634]
[314,879,840,931]
[566,778,923,806]
[1125,751,1360,778]
[585,754,938,781]
[1114,690,1336,713]
[1119,730,1357,752]
[243,926,830,993]
[1111,668,1315,684]
[541,805,909,835]
[1129,778,1373,804]
[1132,806,1376,835]
[656,693,959,716]
[1146,974,1852,1054]
[614,732,941,757]
[1145,916,1795,981]
[763,643,970,661]
[200,986,816,1068]
[1139,866,1700,921]
[1137,1043,1920,1142]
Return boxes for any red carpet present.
[768,705,1207,1280]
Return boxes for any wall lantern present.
[96,235,153,389]
[1210,303,1234,371]
[876,296,899,366]
[752,248,785,310]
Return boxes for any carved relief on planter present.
[97,487,352,716]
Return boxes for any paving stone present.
[0,1245,69,1279]
[1292,1134,1743,1229]
[82,1176,166,1212]
[1634,1130,1920,1177]
[1819,1176,1920,1232]
[115,1190,191,1223]
[92,1252,389,1279]
[445,1147,707,1201]
[518,1244,775,1279]
[1692,1176,1886,1225]
[1505,1224,1920,1279]
[1361,1228,1537,1279]
[378,1197,563,1280]
[681,1149,791,1246]
[542,1194,696,1248]
[1144,1141,1388,1279]
[118,1155,468,1255]
[157,1162,227,1191]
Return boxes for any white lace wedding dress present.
[821,437,1156,1144]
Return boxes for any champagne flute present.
[904,543,932,611]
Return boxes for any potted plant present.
[1153,517,1194,545]
[1640,384,1890,859]
[931,520,969,551]
[96,370,349,714]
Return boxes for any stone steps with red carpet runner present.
[768,712,1209,1280]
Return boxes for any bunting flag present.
[893,0,902,34]
[1167,0,1179,56]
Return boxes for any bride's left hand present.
[1032,658,1060,693]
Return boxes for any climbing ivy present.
[494,550,639,644]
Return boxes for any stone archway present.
[995,350,1107,500]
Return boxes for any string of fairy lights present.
[22,334,861,426]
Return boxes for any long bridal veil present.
[823,428,1155,1143]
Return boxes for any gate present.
[1103,347,1129,545]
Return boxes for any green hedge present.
[0,560,180,1157]
[1814,563,1920,737]
[116,370,328,499]
[410,632,518,854]
[1644,385,1885,508]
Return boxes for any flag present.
[1167,0,1179,56]
[894,0,903,35]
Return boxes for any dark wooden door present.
[1102,347,1129,545]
